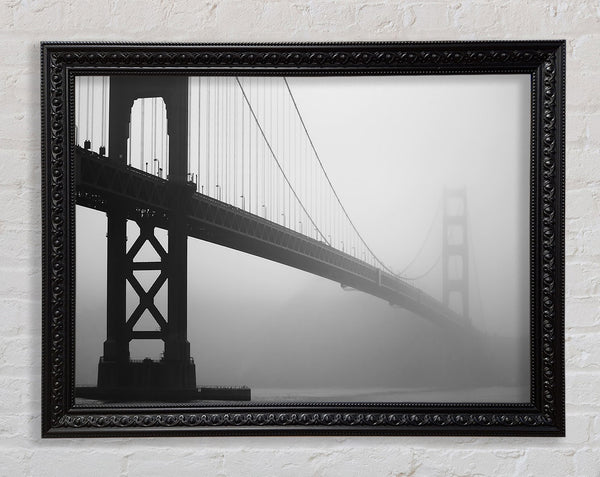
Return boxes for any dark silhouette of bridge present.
[74,75,471,401]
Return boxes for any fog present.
[76,74,531,402]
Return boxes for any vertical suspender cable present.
[248,79,252,212]
[90,78,95,150]
[261,78,264,212]
[141,100,145,172]
[187,80,191,179]
[219,79,222,198]
[229,78,233,202]
[225,79,229,202]
[214,79,218,195]
[152,97,156,174]
[161,101,166,175]
[270,79,274,220]
[294,93,298,231]
[198,77,202,191]
[241,78,245,209]
[207,78,211,195]
[159,100,163,176]
[222,80,225,200]
[76,77,80,145]
[87,77,94,148]
[166,133,169,178]
[235,77,329,243]
[221,79,224,199]
[85,77,90,144]
[101,77,106,152]
[255,79,259,215]
[288,85,292,229]
[281,81,286,226]
[233,78,237,201]
[276,80,280,222]
[215,79,218,195]
[127,119,131,166]
[266,78,270,218]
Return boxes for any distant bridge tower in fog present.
[442,188,469,322]
[74,75,475,400]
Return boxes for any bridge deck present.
[75,147,466,328]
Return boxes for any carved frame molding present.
[41,41,565,437]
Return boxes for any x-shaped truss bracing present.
[125,220,168,341]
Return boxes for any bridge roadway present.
[75,147,466,329]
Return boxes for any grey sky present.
[76,74,530,402]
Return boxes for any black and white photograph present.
[73,72,531,405]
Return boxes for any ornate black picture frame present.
[41,41,565,437]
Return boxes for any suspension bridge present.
[74,75,472,400]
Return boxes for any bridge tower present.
[97,75,196,398]
[442,188,469,323]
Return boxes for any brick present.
[0,448,32,477]
[574,448,600,477]
[566,259,600,299]
[0,377,34,414]
[12,0,68,33]
[519,449,576,476]
[499,0,600,36]
[63,0,119,32]
[0,335,40,377]
[0,265,41,302]
[566,113,587,145]
[566,372,600,409]
[428,449,521,476]
[0,149,41,189]
[29,450,123,477]
[566,296,600,328]
[567,187,600,221]
[571,34,600,72]
[0,186,40,227]
[0,38,32,67]
[564,413,591,445]
[566,331,600,369]
[568,70,600,111]
[307,1,357,31]
[0,299,39,338]
[0,412,36,442]
[356,3,403,34]
[0,109,39,152]
[587,113,600,147]
[591,415,600,445]
[0,228,40,269]
[126,449,228,477]
[567,148,600,190]
[452,1,504,35]
[402,2,455,32]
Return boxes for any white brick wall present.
[0,0,597,475]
